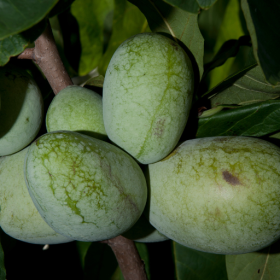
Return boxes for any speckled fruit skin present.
[0,64,43,156]
[46,85,107,140]
[123,214,168,243]
[103,33,194,164]
[24,131,147,242]
[0,147,73,244]
[148,136,280,254]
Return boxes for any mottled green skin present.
[24,131,147,241]
[148,137,280,254]
[0,64,43,156]
[123,214,168,243]
[103,33,194,164]
[46,85,107,140]
[0,148,72,244]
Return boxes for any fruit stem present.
[18,21,73,94]
[101,235,148,280]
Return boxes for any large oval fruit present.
[148,136,280,254]
[103,33,194,164]
[0,64,43,156]
[46,85,107,140]
[24,131,147,242]
[0,147,72,244]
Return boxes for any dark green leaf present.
[77,242,118,280]
[241,0,280,85]
[48,0,76,17]
[0,0,58,40]
[0,20,46,66]
[129,0,204,79]
[227,240,280,280]
[173,242,227,280]
[201,63,257,100]
[203,36,251,82]
[196,0,218,9]
[163,0,200,14]
[211,66,280,107]
[98,0,149,76]
[135,243,151,279]
[71,0,114,75]
[197,100,280,138]
[82,75,104,87]
[0,243,5,280]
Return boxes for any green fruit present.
[24,131,147,241]
[103,33,194,164]
[0,147,73,244]
[123,214,168,243]
[148,136,280,254]
[0,64,43,156]
[46,85,107,140]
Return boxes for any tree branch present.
[17,20,148,280]
[102,236,148,280]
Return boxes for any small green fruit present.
[24,131,147,241]
[0,64,43,156]
[0,147,72,244]
[123,214,168,243]
[46,85,107,140]
[148,136,280,254]
[103,33,194,164]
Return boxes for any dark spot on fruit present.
[170,42,178,51]
[222,171,241,186]
[26,117,29,122]
[154,119,165,137]
[258,269,260,273]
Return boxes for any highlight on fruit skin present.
[0,147,73,244]
[46,85,107,140]
[0,64,44,156]
[147,136,280,254]
[24,131,147,242]
[103,32,194,164]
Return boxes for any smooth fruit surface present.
[148,136,280,254]
[24,131,147,242]
[103,33,194,164]
[0,147,73,244]
[0,64,43,156]
[46,85,107,140]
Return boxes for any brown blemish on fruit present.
[222,171,241,186]
[154,119,165,137]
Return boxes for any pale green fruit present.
[148,136,280,254]
[0,64,43,156]
[24,131,147,241]
[0,147,73,244]
[46,85,107,140]
[123,214,168,243]
[103,33,194,164]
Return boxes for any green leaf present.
[98,0,149,76]
[48,0,76,17]
[241,0,280,85]
[227,240,280,280]
[77,242,118,280]
[0,0,58,40]
[196,0,218,9]
[71,0,114,75]
[82,75,104,87]
[129,0,204,79]
[173,242,227,280]
[197,100,280,138]
[211,66,280,107]
[207,0,248,89]
[135,243,151,280]
[0,20,46,66]
[162,0,200,14]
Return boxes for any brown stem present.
[101,236,148,280]
[17,48,34,60]
[33,22,73,94]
